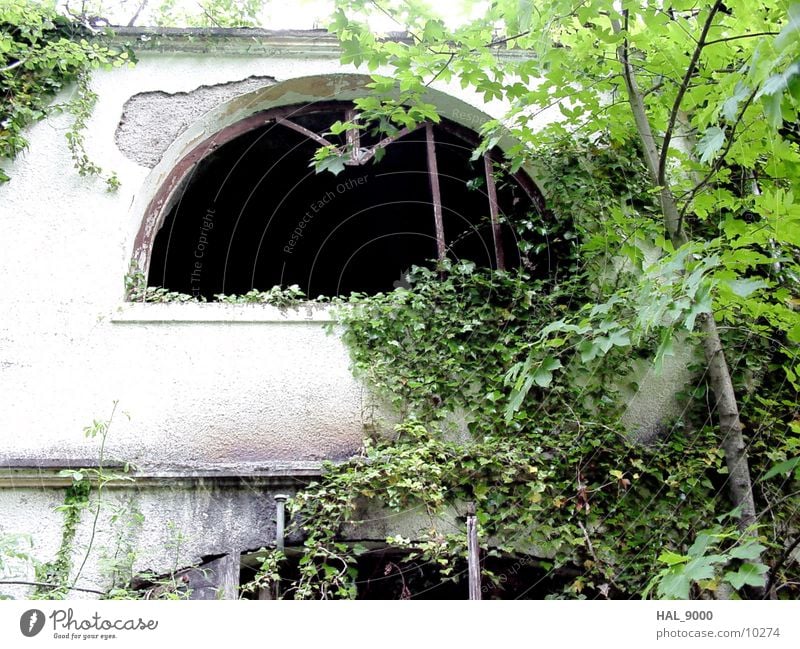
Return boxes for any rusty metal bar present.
[483,154,506,271]
[357,123,425,164]
[466,502,481,600]
[277,119,334,148]
[425,122,447,262]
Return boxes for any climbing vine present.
[0,0,133,188]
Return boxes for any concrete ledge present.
[0,460,323,488]
[108,27,534,61]
[111,301,337,323]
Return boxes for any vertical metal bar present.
[275,494,288,552]
[273,493,289,600]
[483,154,506,271]
[345,108,361,163]
[425,122,447,262]
[466,502,481,600]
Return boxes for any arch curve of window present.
[133,94,559,300]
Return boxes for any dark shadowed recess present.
[148,103,552,299]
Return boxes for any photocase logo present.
[20,609,45,637]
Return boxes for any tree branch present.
[677,86,758,220]
[0,580,104,595]
[706,32,778,46]
[658,0,723,186]
[425,52,455,87]
[764,534,800,598]
[127,0,149,28]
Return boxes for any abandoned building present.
[0,28,693,599]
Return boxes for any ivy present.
[33,480,90,600]
[0,0,134,187]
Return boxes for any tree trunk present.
[615,35,758,536]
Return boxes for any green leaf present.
[721,82,751,122]
[531,356,562,387]
[657,550,689,566]
[696,126,726,165]
[724,563,769,590]
[725,278,768,298]
[762,456,800,480]
[683,555,726,582]
[657,569,691,599]
[728,543,767,561]
[688,532,715,557]
[775,5,800,51]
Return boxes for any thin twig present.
[425,52,455,87]
[764,534,800,598]
[677,86,758,222]
[705,32,778,46]
[71,401,118,589]
[0,580,104,595]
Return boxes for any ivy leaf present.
[531,356,562,387]
[314,154,346,176]
[696,126,726,164]
[688,532,715,557]
[506,374,533,418]
[579,339,599,363]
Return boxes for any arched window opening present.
[146,101,552,300]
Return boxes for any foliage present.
[106,521,194,600]
[31,402,139,599]
[247,256,776,599]
[0,534,34,599]
[646,520,770,599]
[240,548,284,599]
[154,0,265,28]
[125,263,308,306]
[33,479,91,599]
[243,125,798,598]
[214,285,306,307]
[0,0,133,187]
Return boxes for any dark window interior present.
[239,549,569,600]
[148,103,549,299]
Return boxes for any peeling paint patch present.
[115,76,276,168]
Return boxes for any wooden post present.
[483,154,506,271]
[466,502,481,600]
[425,122,447,262]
